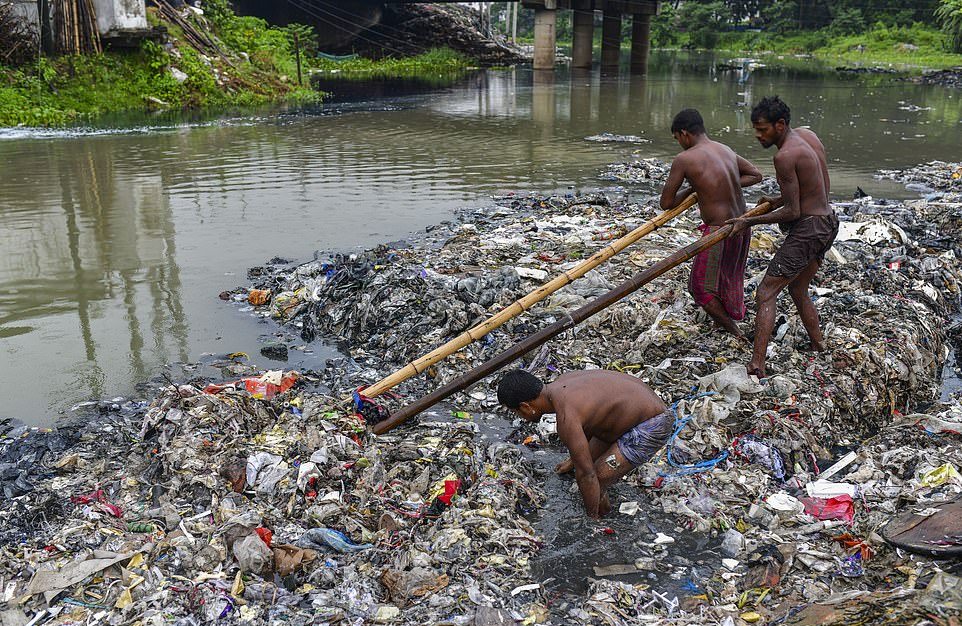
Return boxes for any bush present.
[829,8,866,36]
[937,0,962,52]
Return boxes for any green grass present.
[715,24,962,70]
[0,3,319,127]
[312,48,472,80]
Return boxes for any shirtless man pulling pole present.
[726,96,838,378]
[660,109,763,338]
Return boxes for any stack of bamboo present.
[151,0,223,58]
[53,0,101,55]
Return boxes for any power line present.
[283,0,414,56]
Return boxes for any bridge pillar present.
[533,7,557,70]
[600,9,621,70]
[630,13,651,74]
[571,0,594,69]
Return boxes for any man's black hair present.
[497,369,544,409]
[671,108,705,135]
[751,96,791,125]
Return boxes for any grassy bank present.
[521,21,962,71]
[715,24,962,70]
[312,48,472,80]
[0,4,321,127]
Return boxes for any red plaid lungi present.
[688,224,751,321]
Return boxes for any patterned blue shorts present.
[617,409,675,467]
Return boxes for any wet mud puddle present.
[423,407,715,605]
[940,316,962,402]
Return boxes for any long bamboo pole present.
[361,193,699,398]
[372,198,782,435]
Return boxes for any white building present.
[92,0,148,37]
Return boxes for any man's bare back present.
[771,128,831,218]
[545,370,666,443]
[661,139,760,225]
[496,369,670,518]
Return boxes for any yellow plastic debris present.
[741,611,762,623]
[920,463,962,487]
[114,588,133,610]
[231,571,245,598]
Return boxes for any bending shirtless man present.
[497,369,671,519]
[727,96,838,378]
[660,109,762,338]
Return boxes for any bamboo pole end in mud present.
[370,197,782,436]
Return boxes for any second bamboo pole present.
[372,198,782,435]
[361,193,699,398]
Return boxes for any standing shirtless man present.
[660,109,763,338]
[727,96,838,378]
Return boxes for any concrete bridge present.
[233,0,659,73]
[515,1,659,72]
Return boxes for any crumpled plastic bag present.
[380,567,449,606]
[799,495,855,523]
[297,528,373,553]
[234,533,274,575]
[246,452,290,495]
[697,364,764,407]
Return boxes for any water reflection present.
[1,51,961,424]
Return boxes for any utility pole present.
[512,2,518,43]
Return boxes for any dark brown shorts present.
[768,213,839,279]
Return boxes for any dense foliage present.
[937,0,962,52]
[489,0,961,64]
[0,1,320,126]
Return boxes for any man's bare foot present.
[747,361,766,379]
[554,458,574,475]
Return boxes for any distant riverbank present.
[714,23,962,71]
[0,1,473,128]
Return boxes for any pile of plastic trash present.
[3,159,962,625]
[0,376,557,625]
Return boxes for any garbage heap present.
[247,160,960,447]
[1,378,556,624]
[235,158,962,622]
[348,3,526,66]
[3,159,962,625]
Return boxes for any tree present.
[651,3,681,47]
[679,1,728,48]
[937,0,962,52]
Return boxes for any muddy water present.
[2,51,961,424]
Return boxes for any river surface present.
[2,51,961,425]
